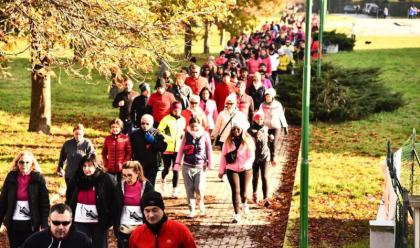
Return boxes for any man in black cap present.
[130,82,151,129]
[129,191,196,248]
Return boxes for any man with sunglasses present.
[23,203,92,248]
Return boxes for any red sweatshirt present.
[147,92,176,123]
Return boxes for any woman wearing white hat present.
[218,119,255,223]
[259,88,288,165]
[211,94,249,149]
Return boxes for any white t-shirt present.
[120,206,143,225]
[13,201,31,220]
[75,203,99,223]
[270,54,280,72]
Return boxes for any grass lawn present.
[284,48,420,247]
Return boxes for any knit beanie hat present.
[139,83,150,93]
[141,191,165,211]
[264,88,277,97]
[155,78,167,89]
[253,111,265,121]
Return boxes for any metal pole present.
[300,0,312,247]
[316,0,327,79]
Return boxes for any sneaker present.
[243,203,250,214]
[232,213,241,223]
[252,192,258,204]
[187,210,196,219]
[171,188,178,198]
[160,178,166,192]
[263,198,271,208]
[199,203,206,215]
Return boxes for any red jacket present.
[184,76,209,95]
[129,219,196,248]
[214,83,233,113]
[101,134,132,174]
[148,92,176,123]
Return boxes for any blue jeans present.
[74,222,108,248]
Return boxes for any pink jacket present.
[174,128,213,171]
[199,100,218,130]
[219,141,255,173]
[247,58,262,75]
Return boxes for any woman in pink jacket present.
[199,87,218,134]
[218,120,255,223]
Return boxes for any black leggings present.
[252,161,270,199]
[268,128,281,161]
[227,169,252,214]
[161,153,178,188]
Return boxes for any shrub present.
[314,30,355,51]
[276,62,405,124]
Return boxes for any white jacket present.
[259,101,288,129]
[211,109,249,143]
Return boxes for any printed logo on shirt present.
[13,201,31,220]
[75,203,99,223]
[120,206,143,225]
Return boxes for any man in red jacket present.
[102,118,132,182]
[129,191,196,248]
[214,72,234,113]
[184,65,209,95]
[147,79,176,127]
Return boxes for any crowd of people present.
[0,12,314,248]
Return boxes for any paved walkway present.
[159,136,289,248]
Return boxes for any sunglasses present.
[226,102,234,105]
[190,102,198,105]
[18,160,31,165]
[51,220,71,226]
[232,127,242,131]
[141,122,151,125]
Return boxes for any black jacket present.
[0,171,50,230]
[22,226,92,248]
[248,84,266,110]
[130,95,151,127]
[113,179,154,229]
[248,123,272,163]
[65,172,116,229]
[130,128,167,172]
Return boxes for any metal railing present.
[387,129,419,247]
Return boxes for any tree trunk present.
[28,70,51,134]
[184,24,192,58]
[219,28,225,46]
[203,20,210,54]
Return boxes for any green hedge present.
[276,62,405,124]
[314,30,355,51]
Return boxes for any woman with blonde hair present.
[218,121,255,223]
[0,151,50,248]
[113,161,154,248]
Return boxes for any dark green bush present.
[276,62,405,124]
[314,30,355,51]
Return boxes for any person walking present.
[102,118,132,182]
[129,191,196,248]
[22,203,92,248]
[211,94,249,148]
[157,102,186,196]
[113,161,154,248]
[248,112,275,207]
[0,151,50,248]
[65,154,116,248]
[112,78,139,135]
[199,87,218,134]
[259,88,288,163]
[181,95,208,131]
[130,83,151,129]
[147,80,176,127]
[174,117,213,218]
[218,121,255,223]
[57,123,95,186]
[130,114,168,186]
